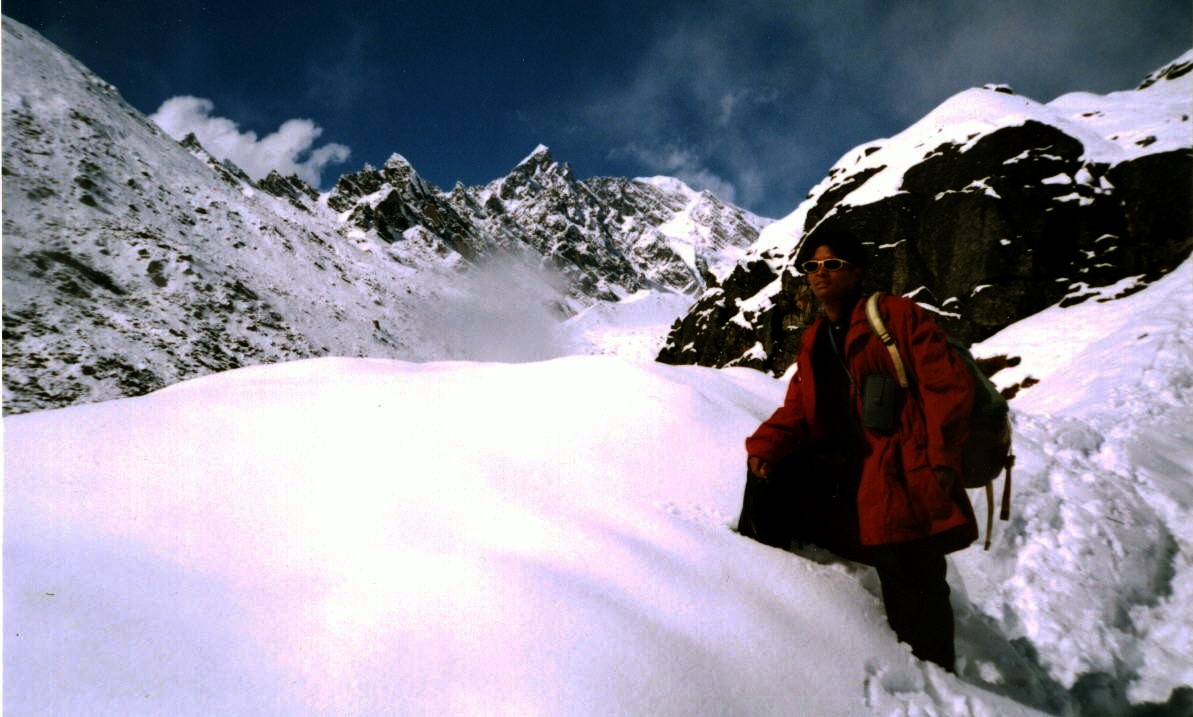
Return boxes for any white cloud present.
[612,143,738,205]
[150,96,351,187]
[419,255,570,363]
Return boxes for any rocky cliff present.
[659,53,1193,374]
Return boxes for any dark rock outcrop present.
[258,171,319,211]
[660,78,1193,374]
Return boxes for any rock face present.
[659,52,1193,374]
[1,17,767,415]
[327,145,768,302]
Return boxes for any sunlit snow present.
[6,257,1191,715]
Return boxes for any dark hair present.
[795,229,870,271]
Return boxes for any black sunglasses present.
[800,258,853,274]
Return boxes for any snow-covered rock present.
[660,50,1193,374]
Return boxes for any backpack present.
[865,293,1014,550]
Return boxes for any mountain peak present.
[384,153,416,171]
[511,144,561,176]
[520,143,553,164]
[495,144,576,196]
[381,152,430,190]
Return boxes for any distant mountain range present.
[659,51,1192,373]
[1,16,767,415]
[327,144,766,301]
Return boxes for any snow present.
[635,175,771,283]
[635,175,702,202]
[560,290,694,360]
[961,258,1193,703]
[834,66,1192,210]
[7,255,1193,714]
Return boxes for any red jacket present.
[746,294,979,550]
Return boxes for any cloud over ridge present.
[567,0,1189,218]
[150,96,350,187]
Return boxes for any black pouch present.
[862,374,901,433]
[736,467,798,548]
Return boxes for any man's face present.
[807,244,863,302]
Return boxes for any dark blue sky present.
[5,0,1190,217]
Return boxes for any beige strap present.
[865,293,909,388]
[865,293,1015,552]
[984,464,1015,551]
[984,482,995,550]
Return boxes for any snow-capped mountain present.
[660,51,1193,373]
[330,143,768,302]
[1,16,766,415]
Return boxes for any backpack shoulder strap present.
[865,293,909,388]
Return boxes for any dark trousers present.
[871,539,956,672]
[737,448,956,670]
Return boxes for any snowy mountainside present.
[5,256,1191,715]
[1,17,462,414]
[661,50,1193,373]
[1,15,765,414]
[576,172,761,292]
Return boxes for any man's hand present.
[748,455,771,479]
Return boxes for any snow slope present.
[959,257,1193,705]
[560,289,696,360]
[7,256,1192,714]
[2,357,1041,716]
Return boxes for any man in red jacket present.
[742,230,978,672]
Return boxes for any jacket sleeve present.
[893,299,974,472]
[745,372,810,462]
[745,330,814,462]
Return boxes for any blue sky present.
[6,0,1189,218]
